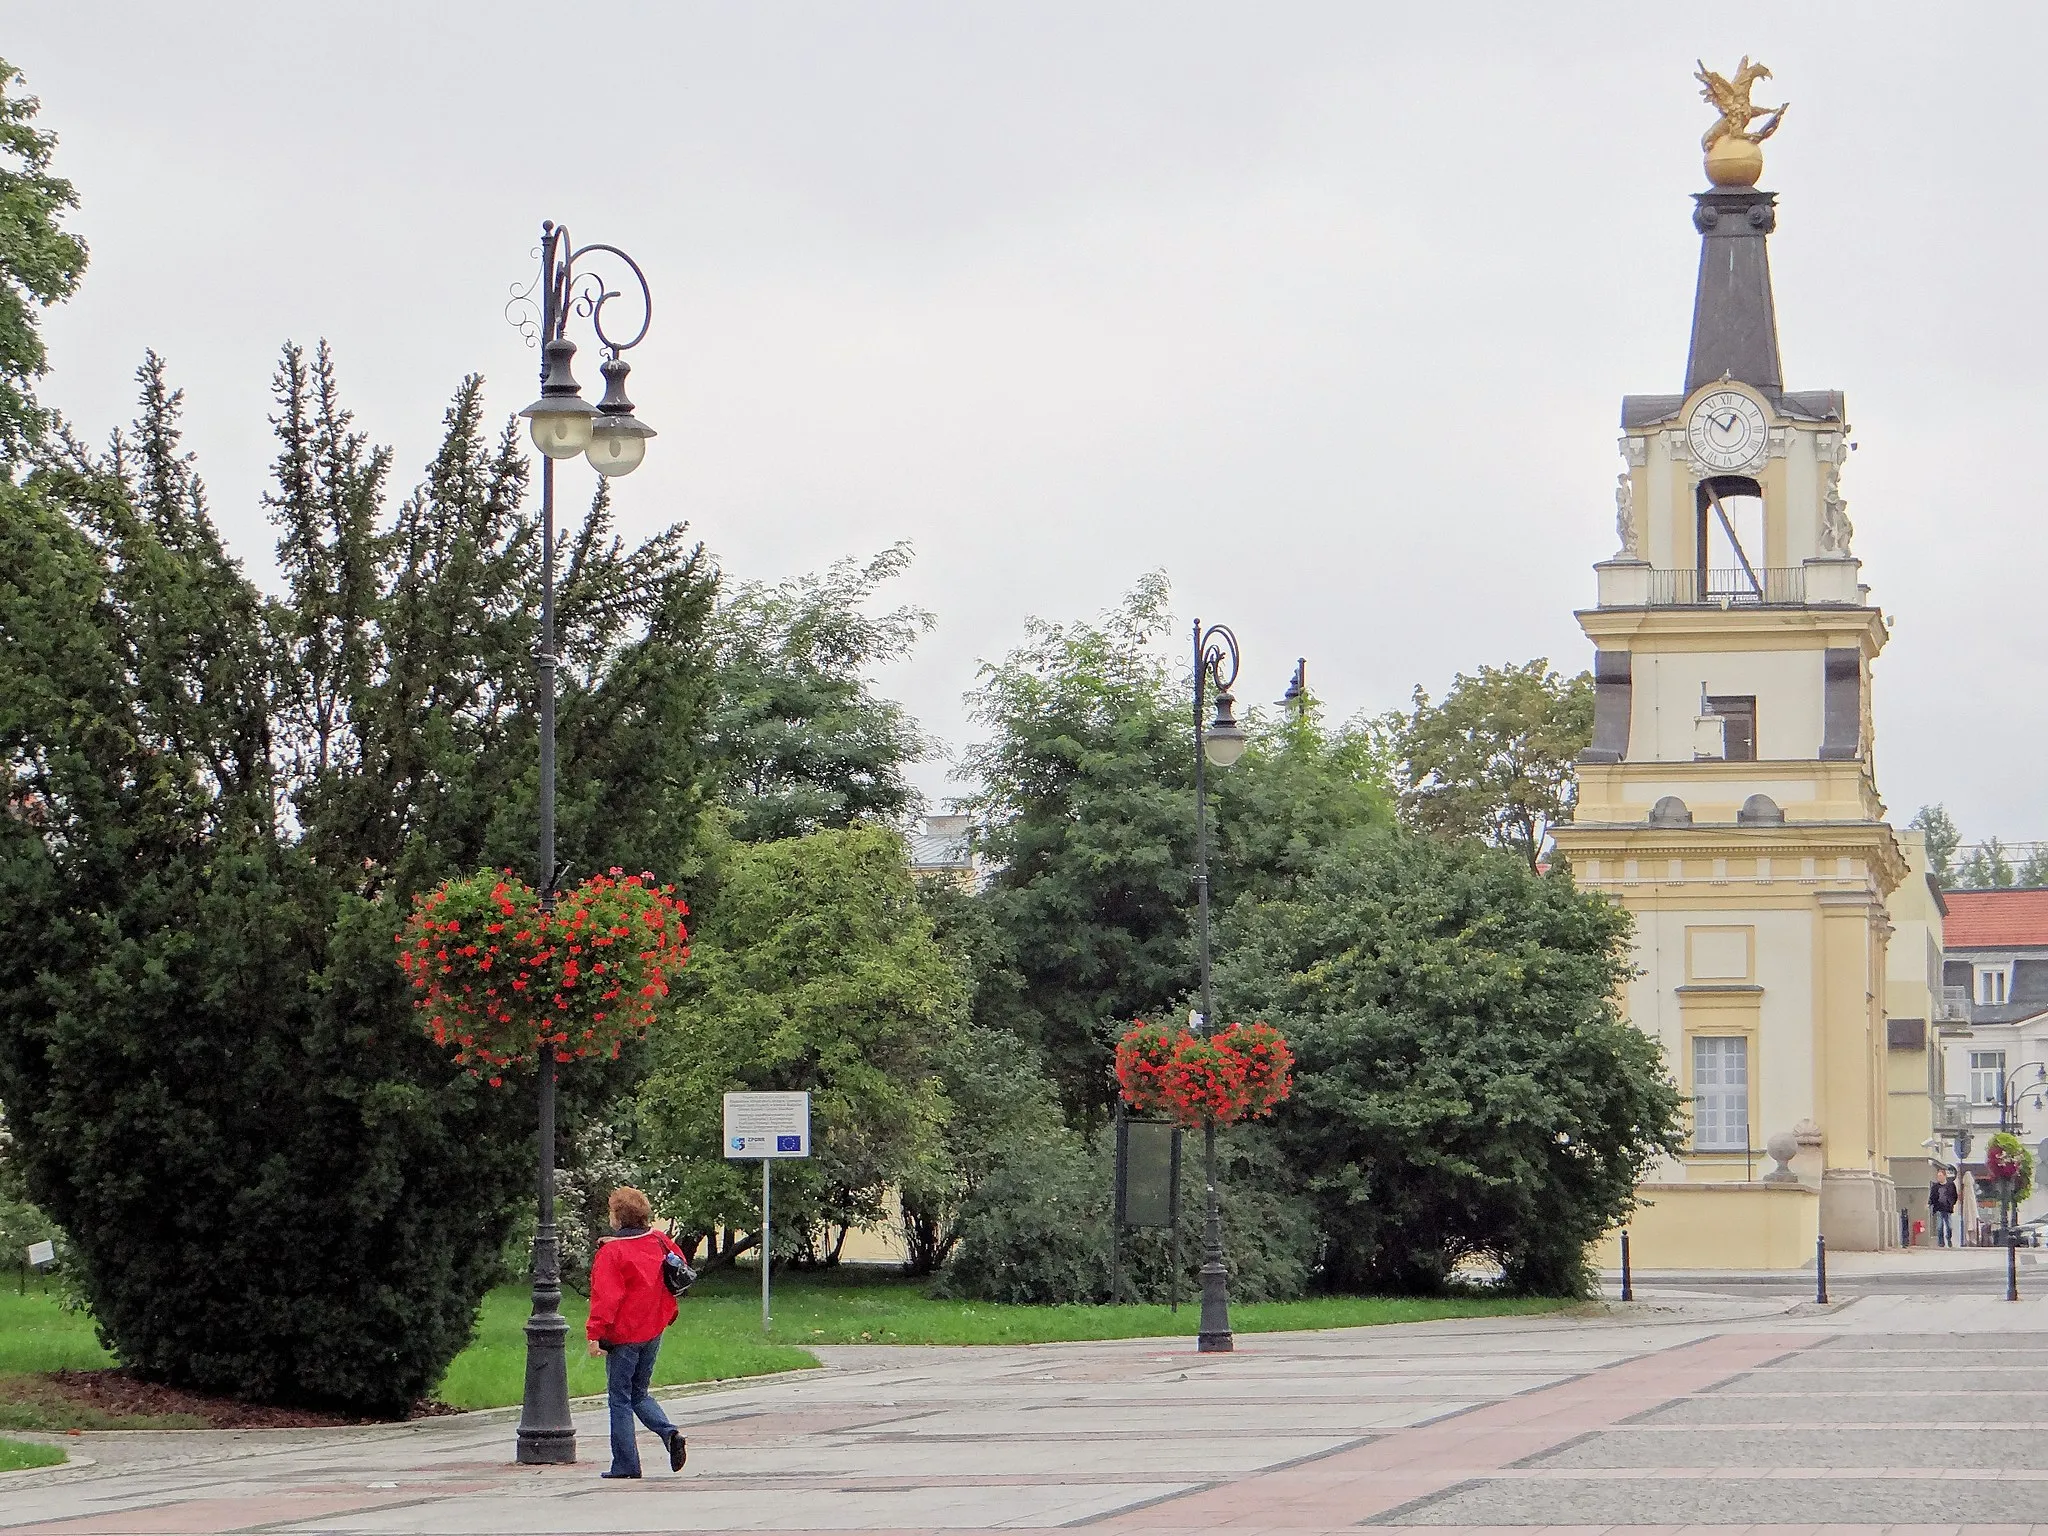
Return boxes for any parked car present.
[1990,1221,2045,1248]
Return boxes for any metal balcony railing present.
[1934,1095,1972,1133]
[1940,985,1972,1022]
[1648,566,1808,606]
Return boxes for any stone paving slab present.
[1372,1479,2048,1527]
[1640,1392,2048,1425]
[1529,1428,2048,1470]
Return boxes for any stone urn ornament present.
[1763,1129,1800,1182]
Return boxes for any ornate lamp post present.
[508,222,656,1464]
[1993,1063,2048,1302]
[1190,619,1248,1353]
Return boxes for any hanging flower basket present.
[1115,1018,1294,1129]
[395,868,689,1082]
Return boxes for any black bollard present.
[2009,1231,2021,1303]
[1815,1233,1828,1304]
[1620,1230,1633,1301]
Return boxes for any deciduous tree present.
[1395,660,1592,871]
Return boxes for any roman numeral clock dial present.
[1685,389,1768,472]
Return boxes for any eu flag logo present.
[776,1134,802,1152]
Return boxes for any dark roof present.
[1943,955,2048,1027]
[1620,388,1843,430]
[1687,188,1782,394]
[1616,187,1845,431]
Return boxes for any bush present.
[930,1122,1316,1305]
[930,1129,1107,1304]
[1217,827,1685,1297]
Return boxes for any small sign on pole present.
[26,1240,55,1270]
[723,1092,811,1332]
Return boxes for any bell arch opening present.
[1695,475,1765,602]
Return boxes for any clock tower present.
[1549,65,1906,1266]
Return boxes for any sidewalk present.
[0,1298,1786,1535]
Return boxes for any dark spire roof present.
[1685,187,1782,395]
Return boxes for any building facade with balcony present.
[1935,888,2048,1230]
[1884,832,1952,1243]
[1551,163,1908,1269]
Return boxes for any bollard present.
[2009,1231,2021,1303]
[1619,1230,1633,1301]
[1815,1233,1828,1305]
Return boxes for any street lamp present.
[1993,1063,2048,1302]
[1191,619,1246,1353]
[508,221,656,1465]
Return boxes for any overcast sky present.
[12,5,2043,841]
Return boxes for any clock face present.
[1686,390,1769,472]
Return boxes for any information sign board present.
[723,1091,811,1159]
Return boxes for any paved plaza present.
[7,1270,2048,1535]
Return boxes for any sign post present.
[723,1091,810,1332]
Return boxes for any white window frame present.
[1978,964,2013,1007]
[1971,1049,2007,1105]
[1691,1035,1750,1152]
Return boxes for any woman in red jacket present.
[586,1186,689,1478]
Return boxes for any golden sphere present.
[1705,136,1765,187]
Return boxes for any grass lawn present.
[3,1268,1578,1420]
[0,1289,207,1430]
[0,1435,66,1471]
[438,1266,1574,1407]
[694,1263,1577,1347]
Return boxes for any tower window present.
[1705,696,1757,761]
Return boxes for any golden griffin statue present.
[1695,57,1788,187]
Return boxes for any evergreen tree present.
[0,349,719,1411]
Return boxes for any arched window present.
[1696,475,1765,602]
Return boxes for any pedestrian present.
[586,1185,690,1479]
[1929,1166,1959,1248]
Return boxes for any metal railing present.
[1647,566,1807,606]
[1940,985,1971,1022]
[1934,1095,1972,1133]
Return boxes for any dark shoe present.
[600,1470,641,1479]
[667,1431,688,1472]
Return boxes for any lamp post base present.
[1196,1124,1233,1353]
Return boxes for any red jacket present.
[586,1228,683,1346]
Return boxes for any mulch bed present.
[14,1370,461,1430]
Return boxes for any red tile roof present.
[1942,888,2048,948]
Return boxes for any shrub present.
[1217,827,1685,1297]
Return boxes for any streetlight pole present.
[509,222,657,1465]
[1191,620,1247,1354]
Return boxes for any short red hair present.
[608,1186,653,1228]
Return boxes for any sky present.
[11,4,2044,841]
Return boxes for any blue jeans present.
[1936,1211,1954,1247]
[605,1337,677,1476]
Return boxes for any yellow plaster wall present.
[1596,1183,1820,1271]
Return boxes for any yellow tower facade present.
[1555,77,1906,1268]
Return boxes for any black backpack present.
[660,1240,697,1297]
